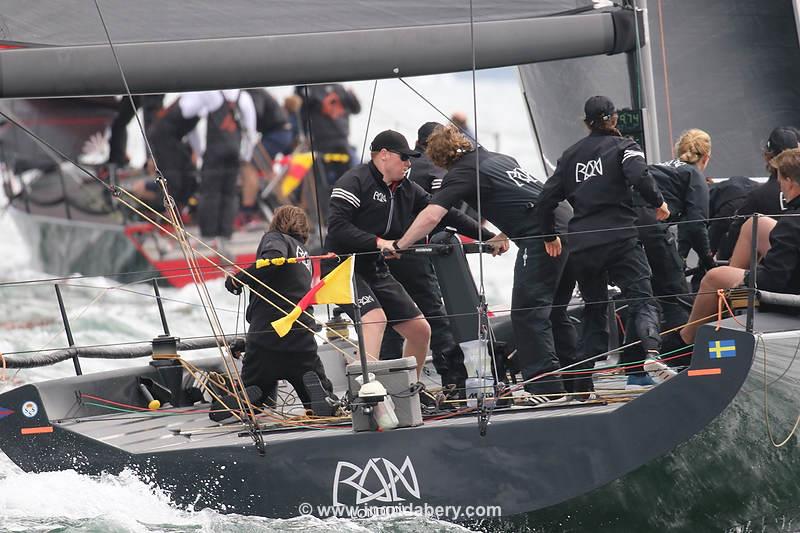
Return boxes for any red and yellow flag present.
[279,152,314,198]
[271,255,354,337]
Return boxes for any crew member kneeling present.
[225,205,334,415]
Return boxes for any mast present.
[634,0,662,163]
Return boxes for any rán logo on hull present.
[332,456,420,506]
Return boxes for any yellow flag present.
[272,306,303,338]
[314,255,355,304]
[270,256,354,337]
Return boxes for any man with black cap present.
[379,122,471,396]
[325,129,488,380]
[718,126,800,260]
[536,96,670,390]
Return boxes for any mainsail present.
[0,1,638,98]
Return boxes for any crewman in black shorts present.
[325,130,487,379]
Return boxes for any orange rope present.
[716,289,747,330]
[715,289,724,330]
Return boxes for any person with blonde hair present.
[624,128,713,371]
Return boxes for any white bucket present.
[373,395,399,430]
[465,376,495,408]
[460,339,492,378]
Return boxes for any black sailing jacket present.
[642,159,713,268]
[325,161,488,275]
[751,194,800,294]
[537,130,663,253]
[235,231,316,352]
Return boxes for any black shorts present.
[341,270,421,326]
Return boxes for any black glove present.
[700,253,718,272]
[225,275,243,295]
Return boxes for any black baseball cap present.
[417,122,442,146]
[370,130,420,157]
[766,126,799,154]
[584,95,616,121]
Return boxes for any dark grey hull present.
[0,315,779,523]
[507,317,800,531]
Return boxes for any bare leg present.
[359,308,386,361]
[729,216,777,268]
[240,162,260,209]
[680,266,746,343]
[392,314,431,378]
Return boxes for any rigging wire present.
[0,207,792,289]
[2,12,793,428]
[396,78,482,145]
[0,271,757,366]
[358,80,379,165]
[655,0,675,155]
[91,0,260,445]
[465,0,500,433]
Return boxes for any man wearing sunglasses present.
[325,130,489,384]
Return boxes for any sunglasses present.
[388,150,410,162]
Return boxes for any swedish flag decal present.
[708,339,736,359]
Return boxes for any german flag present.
[271,255,354,337]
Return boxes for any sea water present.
[0,70,525,532]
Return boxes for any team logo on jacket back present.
[373,191,387,203]
[505,167,537,187]
[296,245,312,274]
[575,157,603,182]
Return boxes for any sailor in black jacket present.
[701,176,759,259]
[326,130,486,378]
[393,125,582,401]
[407,122,446,193]
[536,96,670,388]
[677,147,800,345]
[718,127,799,259]
[225,205,333,411]
[633,129,713,334]
[380,122,470,394]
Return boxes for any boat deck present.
[55,376,635,455]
